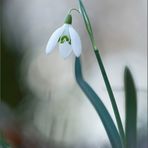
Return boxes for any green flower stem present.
[69,8,80,14]
[94,48,125,147]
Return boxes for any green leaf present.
[94,50,125,146]
[75,57,122,148]
[124,67,137,148]
[78,0,94,41]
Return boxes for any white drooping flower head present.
[45,14,82,58]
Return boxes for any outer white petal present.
[45,25,65,54]
[69,26,82,57]
[59,42,72,58]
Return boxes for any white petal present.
[69,26,82,57]
[59,42,72,58]
[45,25,65,54]
[62,24,70,35]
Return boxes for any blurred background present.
[0,0,147,147]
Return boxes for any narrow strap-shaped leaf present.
[124,67,137,148]
[78,0,94,44]
[94,50,125,145]
[75,57,122,148]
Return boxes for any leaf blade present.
[124,67,137,148]
[75,57,122,148]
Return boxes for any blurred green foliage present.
[1,41,22,108]
[1,2,24,108]
[0,132,11,148]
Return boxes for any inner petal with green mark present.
[59,35,71,44]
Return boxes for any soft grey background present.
[3,0,147,147]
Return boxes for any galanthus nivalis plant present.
[45,1,138,148]
[45,14,82,58]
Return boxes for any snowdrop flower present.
[45,14,82,58]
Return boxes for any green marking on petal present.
[59,35,71,44]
